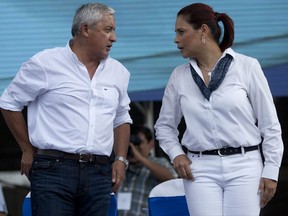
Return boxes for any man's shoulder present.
[32,46,66,60]
[104,57,130,74]
[106,57,126,67]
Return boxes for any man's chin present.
[99,54,109,61]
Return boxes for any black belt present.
[36,149,110,164]
[188,145,259,156]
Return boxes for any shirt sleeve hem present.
[262,164,280,181]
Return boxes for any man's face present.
[137,133,151,157]
[128,132,152,163]
[87,14,116,60]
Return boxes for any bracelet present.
[115,156,129,169]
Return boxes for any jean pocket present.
[96,163,112,176]
[32,156,59,173]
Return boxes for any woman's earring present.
[201,36,206,44]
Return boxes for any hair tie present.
[215,12,221,21]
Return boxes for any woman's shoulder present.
[173,62,190,74]
[231,49,258,64]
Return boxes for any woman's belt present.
[188,145,259,156]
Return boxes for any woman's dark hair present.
[177,3,234,51]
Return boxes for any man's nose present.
[111,31,117,42]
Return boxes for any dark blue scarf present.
[190,54,233,100]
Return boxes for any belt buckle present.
[217,149,224,156]
[79,154,88,163]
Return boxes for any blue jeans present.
[30,155,112,216]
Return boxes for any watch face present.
[116,156,129,169]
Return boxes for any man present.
[117,126,177,216]
[0,3,132,215]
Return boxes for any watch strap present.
[115,156,129,169]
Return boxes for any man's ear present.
[80,24,89,37]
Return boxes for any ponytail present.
[216,13,234,51]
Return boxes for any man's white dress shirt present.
[0,42,132,156]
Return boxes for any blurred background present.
[0,0,287,215]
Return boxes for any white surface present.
[0,171,30,187]
[117,192,132,210]
[149,178,185,197]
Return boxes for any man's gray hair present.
[71,3,115,37]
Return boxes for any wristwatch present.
[115,156,129,169]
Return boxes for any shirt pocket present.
[96,87,119,110]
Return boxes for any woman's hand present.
[173,154,194,181]
[259,177,277,208]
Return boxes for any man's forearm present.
[1,108,33,152]
[140,157,174,182]
[113,123,130,157]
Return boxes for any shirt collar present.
[65,40,110,72]
[189,47,235,68]
[65,40,79,63]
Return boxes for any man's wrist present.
[115,156,129,169]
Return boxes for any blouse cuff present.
[169,145,186,164]
[262,164,280,181]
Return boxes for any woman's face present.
[174,15,202,58]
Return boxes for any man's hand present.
[128,143,143,163]
[258,177,277,208]
[111,160,126,192]
[21,147,35,179]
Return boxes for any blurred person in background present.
[117,125,177,216]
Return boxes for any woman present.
[154,3,283,216]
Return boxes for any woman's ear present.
[201,24,209,35]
